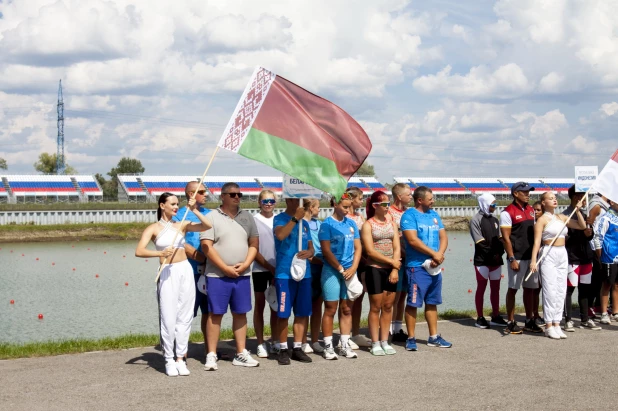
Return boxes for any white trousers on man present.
[157,260,196,360]
[539,246,568,323]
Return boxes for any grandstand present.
[202,176,261,196]
[0,174,103,203]
[258,176,282,195]
[408,177,466,196]
[347,177,371,193]
[457,178,510,195]
[361,177,390,194]
[499,179,549,196]
[541,178,572,195]
[140,176,203,197]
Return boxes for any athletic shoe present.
[506,321,523,334]
[370,345,386,356]
[175,360,190,376]
[292,347,313,363]
[427,335,452,348]
[165,360,179,377]
[256,343,269,358]
[405,337,418,351]
[555,327,567,339]
[545,326,560,340]
[232,349,260,367]
[348,339,360,350]
[580,319,602,330]
[339,342,358,359]
[381,343,396,355]
[301,343,313,353]
[475,316,490,329]
[523,319,543,333]
[600,313,611,324]
[612,313,618,322]
[535,317,545,327]
[564,321,575,332]
[489,316,508,327]
[351,334,372,347]
[277,349,291,365]
[312,342,324,354]
[204,352,218,371]
[323,344,338,360]
[392,329,408,342]
[268,345,280,359]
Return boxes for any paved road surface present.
[2,316,617,410]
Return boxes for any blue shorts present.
[193,273,208,317]
[406,267,442,308]
[206,276,252,315]
[396,266,408,292]
[275,278,312,318]
[311,263,323,301]
[321,264,349,302]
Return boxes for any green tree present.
[95,173,116,199]
[105,157,145,201]
[33,153,77,174]
[355,161,375,176]
[0,157,7,170]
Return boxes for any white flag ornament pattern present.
[594,149,618,204]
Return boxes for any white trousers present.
[157,260,196,360]
[539,246,568,323]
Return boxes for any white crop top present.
[154,220,186,251]
[542,213,566,242]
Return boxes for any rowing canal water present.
[2,233,520,344]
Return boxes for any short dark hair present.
[157,192,176,221]
[413,186,432,203]
[568,184,584,199]
[221,182,239,194]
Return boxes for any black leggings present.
[589,259,603,309]
[565,284,591,322]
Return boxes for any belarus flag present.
[594,149,618,203]
[218,66,372,199]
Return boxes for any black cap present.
[511,181,536,195]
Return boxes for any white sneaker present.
[339,339,359,350]
[555,326,567,339]
[351,334,371,348]
[301,343,313,353]
[564,321,575,332]
[232,349,260,367]
[323,344,338,360]
[175,360,190,376]
[545,326,560,340]
[600,313,611,324]
[339,342,358,359]
[256,343,269,358]
[204,352,218,371]
[165,360,179,377]
[312,342,324,353]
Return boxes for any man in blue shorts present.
[401,186,452,350]
[273,198,315,365]
[172,181,210,358]
[200,182,260,370]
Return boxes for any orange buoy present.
[52,262,55,266]
[38,314,44,319]
[36,258,39,261]
[10,299,14,304]
[468,289,472,293]
[104,251,107,254]
[95,274,99,278]
[72,245,74,248]
[72,268,76,271]
[145,259,148,262]
[470,259,472,262]
[87,248,90,250]
[125,282,129,286]
[123,255,126,258]
[21,254,24,257]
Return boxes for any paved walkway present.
[2,316,617,410]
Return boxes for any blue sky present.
[0,0,616,183]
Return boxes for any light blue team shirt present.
[400,208,445,268]
[273,212,312,280]
[318,216,360,269]
[308,218,322,260]
[172,206,210,273]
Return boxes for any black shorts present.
[365,266,397,295]
[252,271,272,293]
[601,263,618,286]
[311,263,323,301]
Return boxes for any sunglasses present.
[261,199,276,205]
[223,192,243,198]
[490,203,497,207]
[373,202,391,207]
[190,190,207,195]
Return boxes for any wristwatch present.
[508,256,515,263]
[338,267,345,274]
[291,216,298,223]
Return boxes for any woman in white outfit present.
[530,192,585,340]
[135,192,212,376]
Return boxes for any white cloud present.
[568,135,598,154]
[600,102,618,117]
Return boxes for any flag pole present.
[298,198,304,251]
[154,146,220,283]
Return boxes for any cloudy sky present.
[0,0,617,183]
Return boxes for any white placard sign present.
[282,174,322,198]
[574,166,598,192]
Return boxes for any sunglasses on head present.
[261,199,276,205]
[373,202,391,207]
[223,192,243,198]
[190,190,207,195]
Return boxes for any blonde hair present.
[392,183,410,197]
[258,189,277,201]
[303,198,319,211]
[345,186,363,199]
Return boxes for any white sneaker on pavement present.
[301,343,313,353]
[545,326,560,340]
[555,326,567,339]
[323,344,338,360]
[165,360,179,377]
[232,349,260,367]
[204,352,218,371]
[176,360,190,376]
[256,343,269,358]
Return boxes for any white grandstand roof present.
[140,175,198,182]
[542,178,574,183]
[393,177,412,183]
[499,178,543,183]
[408,177,457,183]
[361,177,381,183]
[201,176,257,182]
[456,178,502,183]
[258,176,283,182]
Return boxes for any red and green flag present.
[217,66,372,199]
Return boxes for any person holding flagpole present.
[319,193,363,360]
[530,192,586,340]
[592,198,618,324]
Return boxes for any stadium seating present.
[5,175,79,196]
[393,177,417,187]
[203,176,262,195]
[257,177,283,195]
[140,176,202,196]
[542,179,572,194]
[73,175,103,196]
[408,178,465,195]
[118,175,146,196]
[361,177,389,193]
[499,179,549,193]
[457,178,509,194]
[347,177,371,193]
